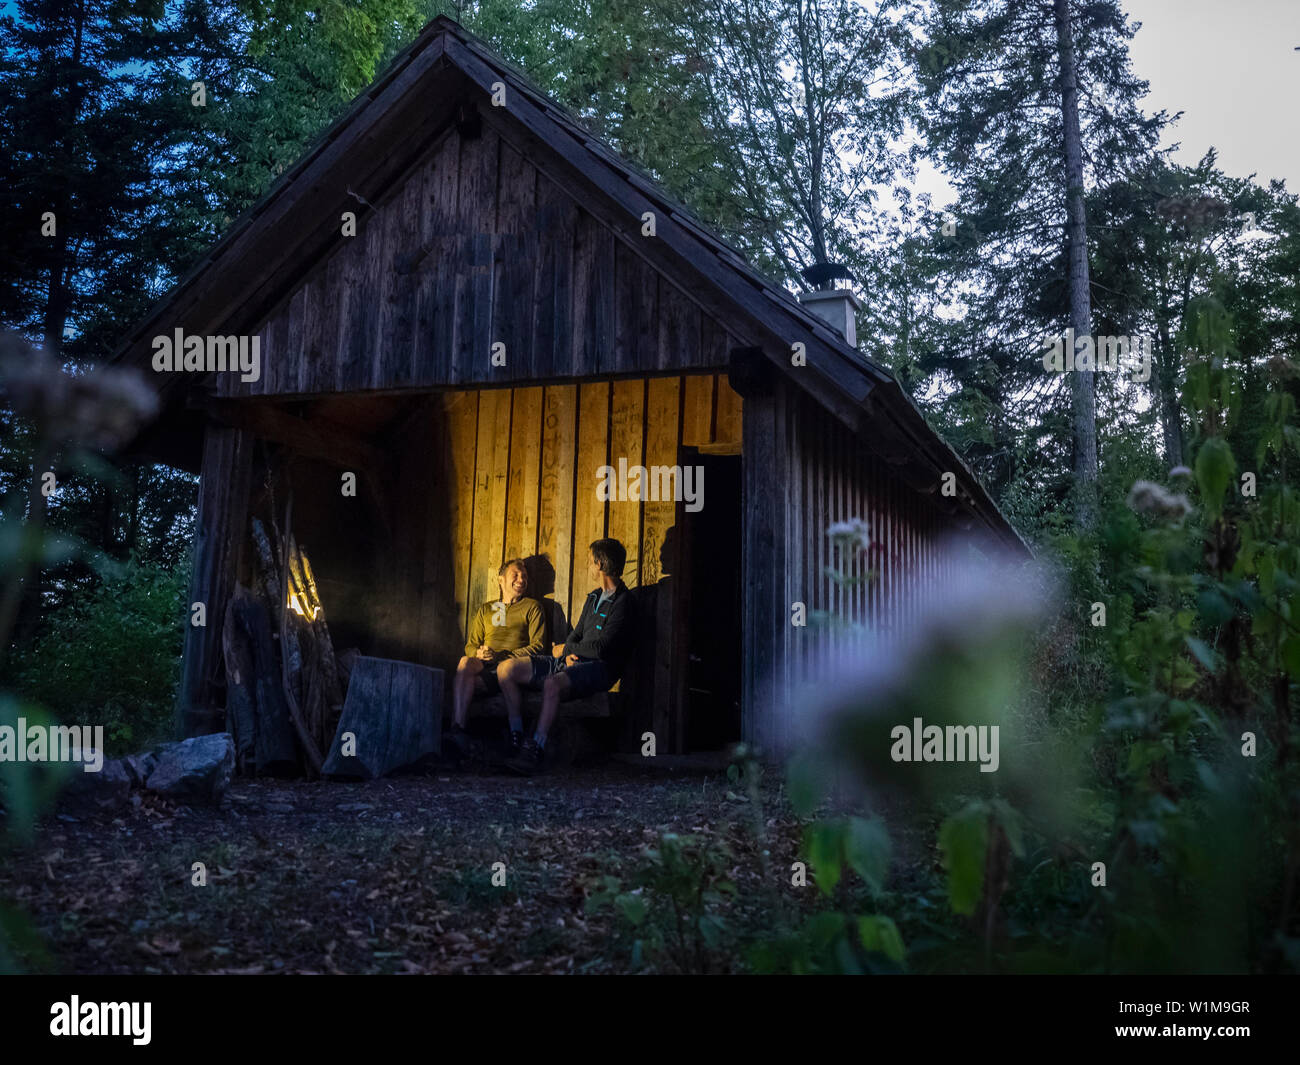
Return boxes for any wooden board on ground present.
[322,656,443,779]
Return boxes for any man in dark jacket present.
[497,538,637,775]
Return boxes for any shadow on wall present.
[618,525,680,748]
[523,552,570,647]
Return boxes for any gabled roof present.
[114,15,1028,554]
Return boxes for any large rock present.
[58,754,131,815]
[145,733,234,804]
[122,750,158,788]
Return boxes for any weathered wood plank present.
[335,233,366,391]
[468,387,511,617]
[298,277,322,394]
[415,132,461,383]
[534,173,578,381]
[642,374,681,752]
[374,185,405,390]
[494,233,534,382]
[492,140,535,378]
[358,216,388,391]
[468,231,495,385]
[315,249,346,395]
[424,129,461,236]
[570,213,595,378]
[614,241,648,374]
[538,384,577,634]
[741,386,785,749]
[454,129,498,384]
[716,372,744,446]
[701,313,732,368]
[656,275,697,373]
[389,177,423,388]
[322,656,442,779]
[570,214,616,376]
[607,378,645,587]
[641,376,680,589]
[446,390,479,638]
[283,286,308,396]
[179,424,256,737]
[505,386,543,561]
[455,123,498,232]
[496,139,535,234]
[570,381,610,622]
[681,373,715,446]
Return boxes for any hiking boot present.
[504,736,544,776]
[446,725,483,768]
[490,729,525,768]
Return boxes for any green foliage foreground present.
[593,300,1298,974]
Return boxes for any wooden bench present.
[471,690,612,719]
[462,690,615,767]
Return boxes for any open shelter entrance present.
[207,371,745,772]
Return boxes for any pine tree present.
[916,0,1165,528]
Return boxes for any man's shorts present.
[527,655,612,700]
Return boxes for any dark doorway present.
[682,449,742,750]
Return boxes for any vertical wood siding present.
[222,124,732,399]
[378,373,742,752]
[742,380,954,753]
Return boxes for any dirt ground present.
[1,760,813,974]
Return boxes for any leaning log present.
[222,593,257,771]
[223,586,298,776]
[272,492,324,776]
[322,657,443,780]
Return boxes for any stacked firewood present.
[222,480,346,778]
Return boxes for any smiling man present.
[497,538,637,775]
[447,559,545,764]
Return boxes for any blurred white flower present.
[1126,479,1192,524]
[0,333,157,451]
[780,542,1049,766]
[827,518,871,552]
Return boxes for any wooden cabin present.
[115,17,1027,758]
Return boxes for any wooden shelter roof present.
[113,15,1028,554]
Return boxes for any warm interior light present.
[287,591,319,619]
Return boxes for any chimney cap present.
[800,261,857,290]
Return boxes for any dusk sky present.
[1125,0,1298,187]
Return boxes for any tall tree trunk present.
[1155,324,1184,467]
[1054,0,1097,528]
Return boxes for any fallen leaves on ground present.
[1,766,809,974]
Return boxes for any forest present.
[0,0,1297,983]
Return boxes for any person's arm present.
[576,594,636,660]
[465,606,484,658]
[510,601,546,658]
[563,595,589,657]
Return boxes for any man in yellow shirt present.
[448,559,545,763]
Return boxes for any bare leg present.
[496,657,532,734]
[452,657,484,728]
[536,672,572,744]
